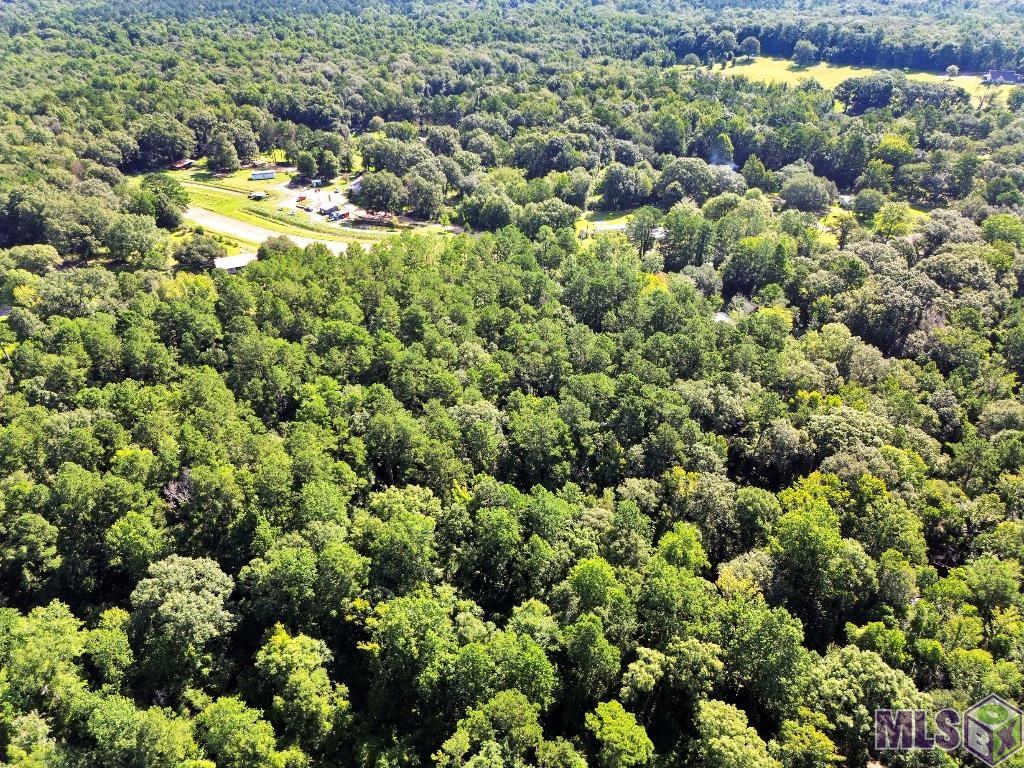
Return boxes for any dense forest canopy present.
[2,0,1024,767]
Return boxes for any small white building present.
[214,253,258,271]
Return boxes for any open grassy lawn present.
[576,209,633,233]
[350,146,365,174]
[710,56,1008,104]
[166,226,256,256]
[574,210,632,250]
[168,160,299,195]
[166,156,353,202]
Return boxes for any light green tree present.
[585,700,654,768]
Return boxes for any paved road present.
[185,206,355,255]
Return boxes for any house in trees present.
[983,70,1022,84]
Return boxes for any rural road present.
[185,207,357,255]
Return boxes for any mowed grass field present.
[712,56,1008,103]
[576,209,633,232]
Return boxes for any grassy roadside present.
[244,206,395,243]
[167,225,257,256]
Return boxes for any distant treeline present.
[11,0,1024,72]
[675,19,1024,73]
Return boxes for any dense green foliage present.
[2,1,1024,767]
